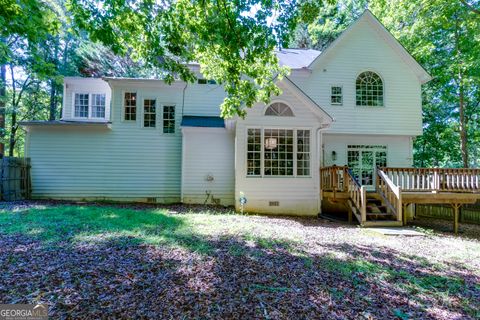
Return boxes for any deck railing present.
[320,165,348,194]
[346,169,367,223]
[381,167,480,193]
[376,168,402,222]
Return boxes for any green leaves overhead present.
[68,0,328,118]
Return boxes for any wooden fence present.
[1,157,31,201]
[416,203,480,225]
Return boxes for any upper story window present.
[163,105,175,134]
[331,86,342,106]
[143,99,156,128]
[74,93,106,119]
[124,92,137,121]
[74,93,89,118]
[265,102,294,116]
[91,94,106,118]
[356,71,384,107]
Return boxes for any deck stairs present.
[347,192,402,227]
[321,165,480,231]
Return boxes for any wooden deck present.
[320,166,480,233]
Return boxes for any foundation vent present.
[146,197,157,204]
[269,201,280,207]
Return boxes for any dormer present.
[62,77,111,122]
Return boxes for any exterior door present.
[347,145,387,187]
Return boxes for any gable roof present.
[308,9,432,84]
[281,76,334,123]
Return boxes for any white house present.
[20,10,433,217]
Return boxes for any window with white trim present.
[297,130,310,176]
[356,71,383,107]
[265,102,294,116]
[124,92,137,121]
[74,93,89,118]
[163,105,175,133]
[91,94,106,118]
[264,129,294,176]
[331,86,342,105]
[246,128,311,177]
[143,99,156,128]
[247,128,261,176]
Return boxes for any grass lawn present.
[0,202,479,319]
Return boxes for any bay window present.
[247,128,311,177]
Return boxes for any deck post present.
[402,203,409,226]
[360,186,367,225]
[347,202,353,224]
[451,204,461,235]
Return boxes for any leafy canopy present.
[68,0,329,118]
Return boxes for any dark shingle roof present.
[181,116,225,128]
[19,120,110,126]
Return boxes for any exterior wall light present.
[331,151,337,161]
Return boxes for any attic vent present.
[269,201,280,207]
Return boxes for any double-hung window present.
[74,93,106,119]
[124,92,137,121]
[74,93,89,118]
[91,94,106,118]
[247,128,311,177]
[143,99,156,128]
[331,86,342,105]
[163,106,175,133]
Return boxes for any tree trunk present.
[8,121,16,157]
[459,79,468,167]
[454,15,469,168]
[49,78,56,120]
[0,64,5,157]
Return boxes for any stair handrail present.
[376,167,402,223]
[346,169,367,224]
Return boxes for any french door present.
[347,145,387,187]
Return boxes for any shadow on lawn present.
[0,205,478,319]
[0,205,216,253]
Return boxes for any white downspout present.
[317,121,333,215]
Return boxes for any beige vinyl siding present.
[26,125,182,202]
[322,134,413,168]
[235,82,326,216]
[182,127,235,205]
[183,83,225,116]
[27,81,184,202]
[291,18,423,136]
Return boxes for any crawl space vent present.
[269,201,280,207]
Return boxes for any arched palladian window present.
[356,71,384,107]
[265,102,294,116]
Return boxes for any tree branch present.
[460,0,480,15]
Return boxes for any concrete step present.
[361,220,403,227]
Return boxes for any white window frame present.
[122,91,138,122]
[355,71,385,108]
[91,93,106,119]
[264,101,295,117]
[142,97,157,129]
[161,104,176,134]
[72,92,107,120]
[330,85,343,106]
[245,126,312,178]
